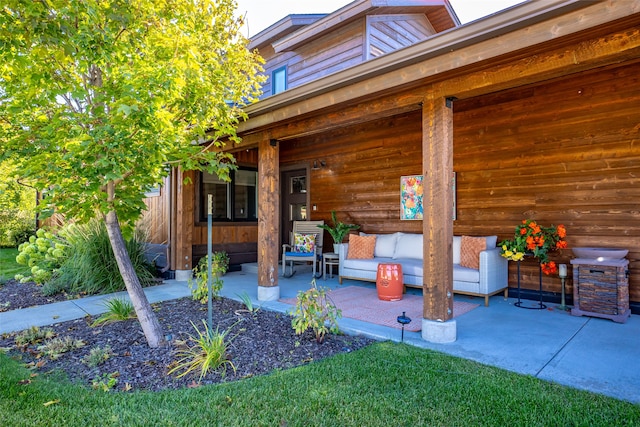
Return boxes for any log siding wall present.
[279,61,640,302]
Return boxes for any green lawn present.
[1,342,638,426]
[0,248,29,284]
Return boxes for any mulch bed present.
[0,280,374,392]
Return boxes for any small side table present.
[323,253,339,280]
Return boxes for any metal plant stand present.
[515,259,547,310]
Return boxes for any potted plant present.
[318,211,360,253]
[499,219,567,275]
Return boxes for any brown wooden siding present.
[288,20,364,90]
[279,61,640,302]
[280,111,423,234]
[368,15,434,58]
[260,20,363,98]
[141,177,170,244]
[257,8,455,100]
[454,61,640,301]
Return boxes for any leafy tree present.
[0,160,36,247]
[0,0,264,347]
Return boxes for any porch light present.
[397,311,411,342]
[311,160,326,170]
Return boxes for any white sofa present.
[338,233,508,306]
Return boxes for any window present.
[200,168,258,222]
[272,66,287,95]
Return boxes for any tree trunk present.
[104,210,166,348]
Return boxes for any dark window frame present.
[196,167,258,224]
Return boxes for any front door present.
[281,169,308,248]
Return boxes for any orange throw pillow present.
[460,236,486,270]
[348,234,377,259]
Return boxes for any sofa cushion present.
[361,232,399,258]
[348,234,376,259]
[393,233,423,260]
[460,235,486,270]
[396,258,423,277]
[343,257,391,270]
[453,264,481,283]
[453,236,461,264]
[294,233,316,253]
[484,235,498,248]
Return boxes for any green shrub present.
[38,336,86,360]
[189,251,229,303]
[168,320,237,382]
[14,228,68,284]
[91,372,119,392]
[44,219,156,296]
[2,210,35,248]
[14,326,56,346]
[91,298,136,327]
[0,160,36,248]
[235,291,260,315]
[291,278,342,343]
[83,345,115,368]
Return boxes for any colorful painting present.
[400,173,456,220]
[401,175,423,220]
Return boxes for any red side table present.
[376,263,404,301]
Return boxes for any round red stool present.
[376,263,404,301]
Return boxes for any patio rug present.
[280,286,479,332]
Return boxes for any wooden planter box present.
[570,258,630,323]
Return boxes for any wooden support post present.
[172,168,195,281]
[421,91,455,342]
[257,137,280,300]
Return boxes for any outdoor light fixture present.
[397,311,411,342]
[311,160,326,170]
[558,263,569,311]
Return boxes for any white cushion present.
[393,233,423,260]
[343,258,390,270]
[398,258,423,277]
[484,235,498,248]
[375,233,399,258]
[453,264,481,282]
[360,232,400,258]
[453,236,461,264]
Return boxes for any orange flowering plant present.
[500,220,567,275]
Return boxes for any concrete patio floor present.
[2,265,639,404]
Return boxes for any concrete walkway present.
[2,268,639,404]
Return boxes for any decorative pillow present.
[294,233,316,253]
[392,233,423,260]
[360,232,398,258]
[460,235,486,270]
[348,234,376,259]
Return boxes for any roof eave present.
[243,0,590,118]
[272,0,455,53]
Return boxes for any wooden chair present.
[282,220,324,278]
